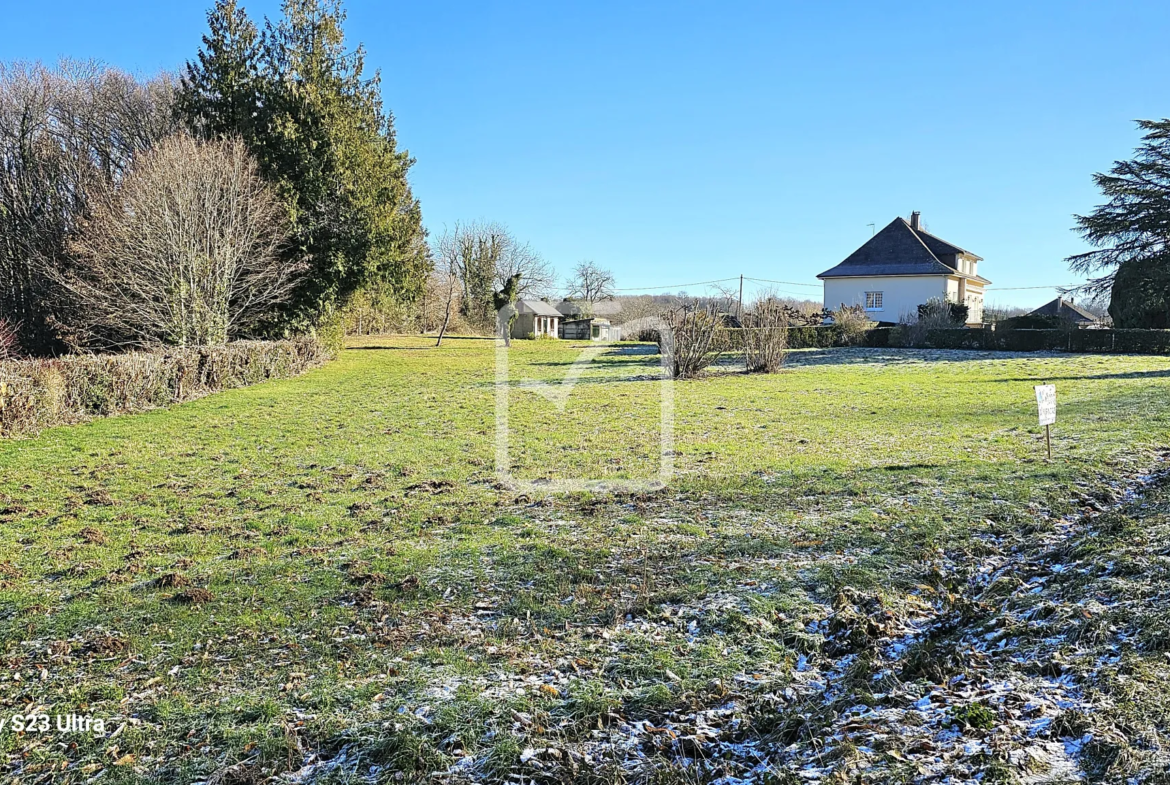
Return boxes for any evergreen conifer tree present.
[178,0,429,330]
[1068,119,1170,327]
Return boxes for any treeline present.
[0,0,426,357]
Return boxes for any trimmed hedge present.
[885,326,1170,354]
[0,337,327,437]
[720,325,1170,355]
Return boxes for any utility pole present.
[737,274,744,322]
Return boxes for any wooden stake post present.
[1035,384,1056,460]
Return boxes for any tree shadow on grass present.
[990,369,1170,382]
[782,347,1062,369]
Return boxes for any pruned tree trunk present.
[436,272,457,347]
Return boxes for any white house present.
[817,212,989,326]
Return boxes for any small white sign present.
[1035,384,1056,426]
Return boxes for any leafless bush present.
[660,305,725,379]
[742,296,790,373]
[831,304,871,346]
[0,321,19,360]
[60,134,297,348]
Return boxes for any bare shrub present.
[742,296,790,373]
[660,305,725,379]
[831,304,872,346]
[0,321,19,360]
[60,134,297,349]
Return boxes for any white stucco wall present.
[964,286,985,324]
[822,276,949,323]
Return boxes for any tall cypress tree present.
[1067,119,1170,327]
[178,0,429,330]
[176,0,262,139]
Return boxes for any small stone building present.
[512,299,561,339]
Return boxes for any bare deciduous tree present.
[432,221,503,329]
[565,260,616,303]
[0,60,177,354]
[429,221,552,333]
[432,235,464,347]
[496,239,556,300]
[60,134,297,348]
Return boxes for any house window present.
[864,291,883,311]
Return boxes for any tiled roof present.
[817,217,986,280]
[516,299,562,317]
[913,227,981,262]
[1027,297,1099,323]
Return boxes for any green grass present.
[1,336,1170,782]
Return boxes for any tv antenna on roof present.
[867,223,875,236]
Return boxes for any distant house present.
[817,212,989,326]
[555,299,622,319]
[512,299,561,339]
[1026,297,1101,327]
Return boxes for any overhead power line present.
[609,276,1078,295]
[983,284,1080,291]
[744,276,821,288]
[611,277,740,292]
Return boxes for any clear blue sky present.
[4,1,1167,308]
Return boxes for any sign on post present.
[1034,384,1056,459]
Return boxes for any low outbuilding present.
[512,299,561,339]
[559,317,616,341]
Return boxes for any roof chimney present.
[910,211,921,231]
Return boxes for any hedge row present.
[718,325,1170,354]
[883,326,1170,354]
[0,337,328,437]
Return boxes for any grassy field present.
[2,336,1170,783]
